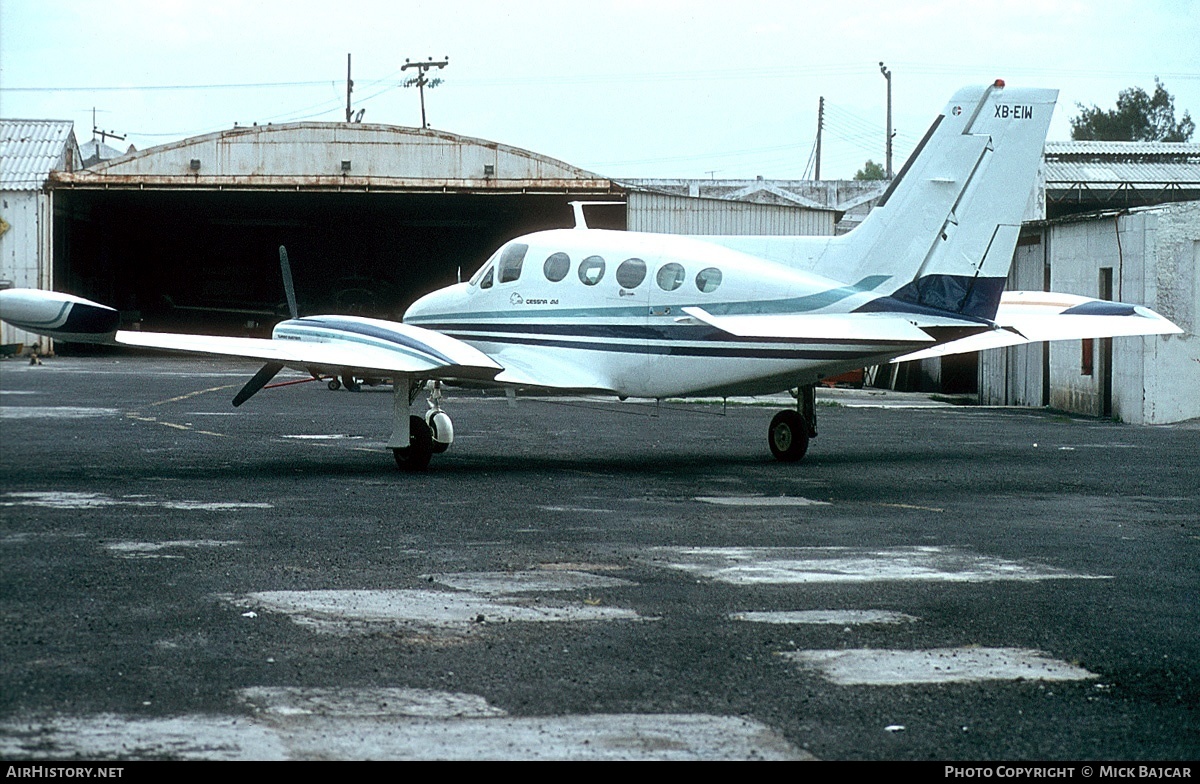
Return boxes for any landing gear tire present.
[429,414,451,454]
[343,375,362,392]
[392,415,434,471]
[769,410,810,463]
[327,378,341,391]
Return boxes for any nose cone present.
[404,282,468,324]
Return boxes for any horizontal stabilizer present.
[680,306,934,344]
[890,291,1183,362]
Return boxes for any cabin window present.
[480,266,494,289]
[498,243,529,284]
[578,255,606,286]
[544,252,570,282]
[615,258,647,289]
[656,262,685,291]
[695,267,723,293]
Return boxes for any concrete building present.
[979,201,1200,424]
[0,119,82,351]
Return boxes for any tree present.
[854,159,887,180]
[1071,78,1194,142]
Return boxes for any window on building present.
[544,252,570,282]
[616,258,647,289]
[1081,338,1093,376]
[578,255,606,286]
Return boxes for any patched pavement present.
[1,356,1197,760]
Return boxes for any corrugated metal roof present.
[72,122,605,183]
[1,119,79,190]
[1043,140,1200,185]
[1045,140,1200,157]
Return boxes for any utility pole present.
[91,108,125,145]
[402,57,449,129]
[345,53,353,122]
[815,96,824,181]
[879,61,893,178]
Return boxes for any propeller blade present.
[279,245,299,320]
[233,362,284,407]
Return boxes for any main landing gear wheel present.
[327,378,341,391]
[768,410,810,463]
[392,415,434,471]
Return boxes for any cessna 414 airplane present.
[0,82,1182,470]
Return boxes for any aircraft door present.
[606,255,654,390]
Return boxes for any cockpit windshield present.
[468,248,502,287]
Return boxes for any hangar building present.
[48,122,626,336]
[2,120,836,350]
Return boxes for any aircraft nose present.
[404,285,457,323]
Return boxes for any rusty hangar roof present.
[50,122,622,195]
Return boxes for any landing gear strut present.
[769,384,818,462]
[389,378,455,471]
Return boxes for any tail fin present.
[842,82,1057,320]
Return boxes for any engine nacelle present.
[0,289,119,343]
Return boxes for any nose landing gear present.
[389,379,455,470]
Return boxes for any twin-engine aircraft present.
[0,83,1182,470]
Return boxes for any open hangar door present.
[54,188,626,336]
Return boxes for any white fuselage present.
[404,228,929,398]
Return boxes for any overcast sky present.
[2,0,1197,181]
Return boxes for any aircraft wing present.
[890,291,1183,363]
[0,289,502,382]
[488,344,617,393]
[115,329,502,381]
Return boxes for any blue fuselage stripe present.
[418,322,920,347]
[440,330,914,360]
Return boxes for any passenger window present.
[656,262,685,291]
[544,252,570,282]
[480,266,494,289]
[695,267,722,293]
[615,258,647,289]
[498,243,528,284]
[578,255,606,286]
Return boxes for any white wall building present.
[0,119,81,351]
[979,201,1200,424]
